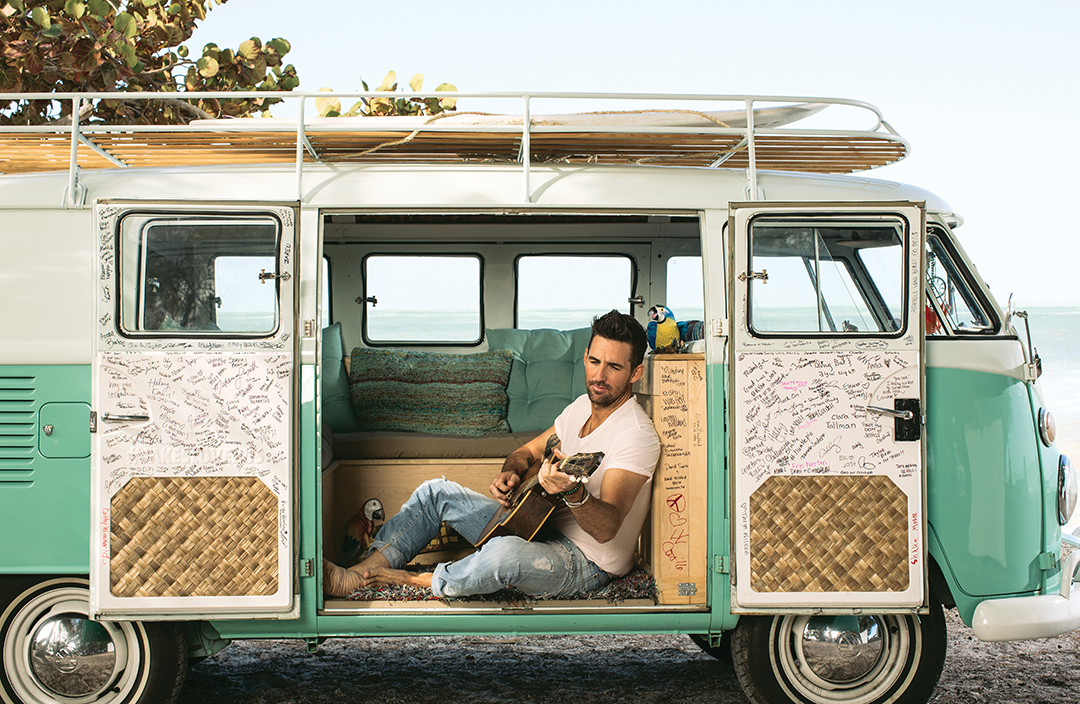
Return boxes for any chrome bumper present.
[973,551,1080,641]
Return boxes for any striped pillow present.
[349,348,512,436]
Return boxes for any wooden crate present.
[636,354,709,604]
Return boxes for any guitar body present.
[475,442,603,547]
[475,471,560,547]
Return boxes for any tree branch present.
[160,97,216,120]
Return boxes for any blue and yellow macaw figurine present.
[340,498,385,566]
[647,305,684,354]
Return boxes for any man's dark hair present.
[589,310,647,368]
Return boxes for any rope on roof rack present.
[351,111,497,159]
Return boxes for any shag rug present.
[345,567,657,605]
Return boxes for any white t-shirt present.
[550,394,661,577]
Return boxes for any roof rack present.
[0,91,908,206]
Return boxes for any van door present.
[90,203,298,619]
[729,202,926,612]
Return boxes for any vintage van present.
[0,91,1076,704]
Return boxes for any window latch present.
[356,295,378,308]
[738,270,768,284]
[258,269,291,284]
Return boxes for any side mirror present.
[1004,292,1016,333]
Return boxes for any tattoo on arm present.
[501,447,533,477]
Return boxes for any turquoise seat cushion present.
[322,323,360,433]
[349,348,513,436]
[486,327,591,433]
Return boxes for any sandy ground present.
[176,608,1079,704]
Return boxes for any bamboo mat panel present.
[110,476,279,598]
[0,130,907,174]
[749,475,908,593]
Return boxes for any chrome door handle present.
[866,405,913,421]
[100,413,150,423]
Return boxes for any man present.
[323,310,661,599]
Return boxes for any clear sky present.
[190,0,1080,304]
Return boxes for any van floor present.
[319,564,705,613]
[320,597,667,613]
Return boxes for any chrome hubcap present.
[773,613,917,704]
[30,614,118,697]
[798,615,884,684]
[3,581,144,704]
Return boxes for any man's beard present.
[587,380,629,407]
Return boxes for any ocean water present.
[1023,306,1080,436]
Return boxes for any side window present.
[666,256,705,322]
[119,215,280,335]
[363,254,482,344]
[925,232,993,335]
[516,255,634,329]
[748,222,904,334]
[213,256,276,331]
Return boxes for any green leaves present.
[114,12,137,38]
[30,6,48,27]
[315,87,340,118]
[435,83,457,110]
[1,0,301,126]
[64,0,85,20]
[196,55,218,77]
[238,38,258,60]
[343,71,460,117]
[87,0,110,17]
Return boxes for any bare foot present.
[322,558,364,598]
[323,550,395,597]
[360,565,433,590]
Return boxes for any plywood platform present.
[0,128,906,174]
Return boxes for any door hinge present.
[302,558,315,578]
[678,582,698,596]
[1038,551,1060,573]
[89,411,97,434]
[303,319,316,338]
[714,555,729,573]
[711,318,727,337]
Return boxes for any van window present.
[120,215,281,335]
[925,233,993,334]
[666,256,705,322]
[516,255,634,329]
[363,254,482,344]
[213,256,276,331]
[748,222,904,334]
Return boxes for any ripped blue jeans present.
[370,478,611,598]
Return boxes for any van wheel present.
[730,599,946,704]
[0,577,187,704]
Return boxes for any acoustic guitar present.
[475,435,604,547]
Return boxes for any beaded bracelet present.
[557,483,582,498]
[563,489,591,509]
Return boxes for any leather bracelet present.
[563,489,590,509]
